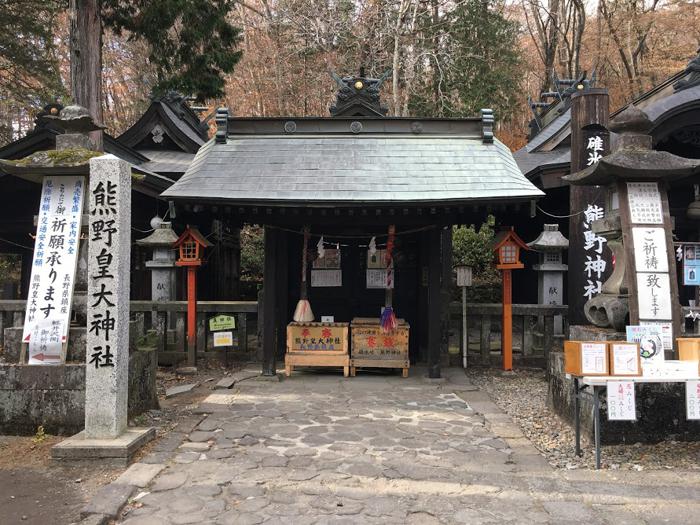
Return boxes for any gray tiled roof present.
[525,109,571,153]
[162,134,543,204]
[139,149,195,173]
[514,146,570,179]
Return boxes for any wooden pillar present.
[210,220,241,300]
[262,226,278,375]
[276,230,289,359]
[501,269,513,371]
[417,229,430,361]
[427,227,441,378]
[440,227,453,360]
[568,89,611,324]
[186,266,197,367]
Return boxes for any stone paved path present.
[106,368,700,525]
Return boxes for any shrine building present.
[162,72,543,377]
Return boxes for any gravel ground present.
[467,367,700,471]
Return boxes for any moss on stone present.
[10,148,102,168]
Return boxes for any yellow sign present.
[213,331,234,347]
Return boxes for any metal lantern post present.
[493,228,529,371]
[455,265,473,369]
[174,226,212,367]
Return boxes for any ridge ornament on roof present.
[329,68,391,117]
[673,48,700,93]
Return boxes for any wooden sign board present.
[287,322,348,354]
[609,343,642,376]
[209,314,236,331]
[564,340,609,376]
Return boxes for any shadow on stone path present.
[81,367,700,525]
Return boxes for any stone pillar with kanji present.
[564,106,700,349]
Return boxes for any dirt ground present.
[0,363,235,525]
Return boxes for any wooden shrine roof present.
[162,113,544,206]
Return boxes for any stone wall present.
[549,351,700,444]
[0,364,85,435]
[2,327,87,363]
[0,322,159,436]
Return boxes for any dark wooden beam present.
[427,226,441,378]
[262,226,278,375]
[276,231,289,360]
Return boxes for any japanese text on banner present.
[22,176,84,347]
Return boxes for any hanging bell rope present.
[293,226,314,322]
[380,224,398,333]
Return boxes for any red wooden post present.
[502,269,513,371]
[174,226,212,368]
[187,266,197,347]
[493,227,529,372]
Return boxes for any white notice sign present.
[23,176,85,344]
[686,381,700,420]
[366,269,393,289]
[27,319,64,365]
[311,269,342,287]
[607,381,636,420]
[627,182,663,224]
[639,320,673,352]
[632,227,668,272]
[213,331,234,347]
[581,342,607,375]
[610,343,640,375]
[636,272,672,320]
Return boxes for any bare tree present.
[598,0,661,98]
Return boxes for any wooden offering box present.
[564,340,609,376]
[285,322,349,377]
[677,338,700,362]
[608,342,642,376]
[350,317,410,377]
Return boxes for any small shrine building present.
[162,73,544,377]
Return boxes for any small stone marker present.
[85,155,131,439]
[166,383,199,398]
[215,377,236,389]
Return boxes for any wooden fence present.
[449,303,568,367]
[5,300,695,367]
[129,300,258,365]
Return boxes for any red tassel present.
[380,306,397,333]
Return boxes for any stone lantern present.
[136,219,179,305]
[528,224,569,334]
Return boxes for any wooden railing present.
[1,299,571,367]
[0,300,258,366]
[0,300,26,348]
[129,300,258,365]
[448,303,568,366]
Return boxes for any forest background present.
[0,0,698,297]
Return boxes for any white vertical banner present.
[687,381,700,420]
[85,155,131,439]
[607,381,637,421]
[22,176,85,359]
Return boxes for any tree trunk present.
[69,0,103,151]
